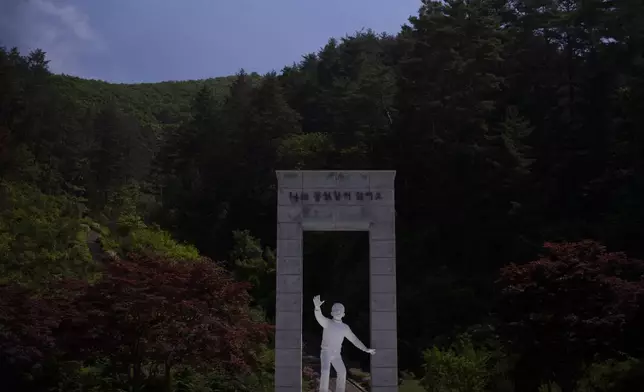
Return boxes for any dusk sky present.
[1,0,420,83]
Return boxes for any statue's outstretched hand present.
[313,295,325,308]
[366,348,376,355]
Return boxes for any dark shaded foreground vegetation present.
[2,0,644,391]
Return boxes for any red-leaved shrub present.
[497,240,644,391]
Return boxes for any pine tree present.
[395,0,509,267]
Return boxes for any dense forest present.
[2,0,644,391]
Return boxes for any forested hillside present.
[49,73,261,129]
[2,0,644,391]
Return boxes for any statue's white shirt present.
[321,320,350,353]
[315,308,367,353]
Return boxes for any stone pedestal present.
[275,170,398,392]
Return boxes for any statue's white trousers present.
[319,349,346,392]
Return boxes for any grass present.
[400,379,425,392]
[347,366,424,391]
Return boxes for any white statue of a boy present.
[313,295,375,392]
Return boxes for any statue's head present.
[331,303,345,319]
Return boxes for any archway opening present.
[302,230,371,378]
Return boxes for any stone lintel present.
[276,170,396,190]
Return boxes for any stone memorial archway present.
[275,170,398,392]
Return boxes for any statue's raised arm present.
[313,295,329,328]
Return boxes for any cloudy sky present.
[1,0,420,83]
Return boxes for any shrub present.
[0,181,97,288]
[228,230,276,314]
[538,381,562,392]
[421,336,491,392]
[349,367,370,383]
[0,281,80,391]
[122,223,200,261]
[58,254,271,391]
[96,183,201,262]
[497,240,644,391]
[575,358,643,392]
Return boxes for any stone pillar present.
[275,173,304,392]
[369,172,398,392]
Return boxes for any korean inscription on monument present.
[288,191,383,203]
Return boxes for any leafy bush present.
[498,240,644,391]
[0,181,97,288]
[121,223,201,261]
[575,358,644,392]
[421,336,491,392]
[349,367,370,383]
[60,253,271,384]
[0,250,272,392]
[228,230,276,314]
[277,132,334,169]
[192,346,275,392]
[302,365,317,391]
[206,371,268,392]
[538,381,562,392]
[97,184,201,261]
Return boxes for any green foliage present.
[421,336,491,392]
[205,371,269,392]
[228,230,276,314]
[54,359,125,392]
[99,184,200,261]
[0,181,97,288]
[173,367,212,392]
[277,132,335,169]
[122,224,201,261]
[49,74,261,130]
[575,358,643,392]
[175,345,275,392]
[539,382,563,392]
[400,379,427,392]
[349,367,371,389]
[349,367,370,381]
